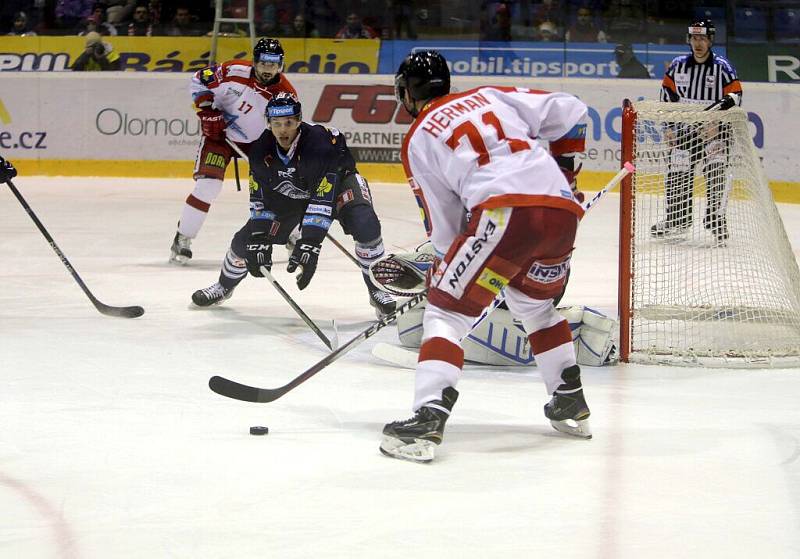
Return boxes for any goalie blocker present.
[370,247,617,367]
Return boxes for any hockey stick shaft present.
[4,179,144,318]
[581,161,635,213]
[209,290,428,403]
[325,233,361,268]
[261,266,336,350]
[233,155,242,192]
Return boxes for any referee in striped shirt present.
[652,19,743,244]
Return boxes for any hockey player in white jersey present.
[380,51,592,463]
[170,38,298,264]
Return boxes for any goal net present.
[618,99,800,367]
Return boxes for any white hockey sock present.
[178,178,223,238]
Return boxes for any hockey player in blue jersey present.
[191,93,397,318]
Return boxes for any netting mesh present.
[627,100,800,367]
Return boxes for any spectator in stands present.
[147,0,162,27]
[614,43,649,78]
[286,13,319,38]
[388,0,417,39]
[256,0,291,36]
[605,0,643,43]
[163,5,203,36]
[481,3,512,41]
[7,11,37,36]
[78,3,118,35]
[71,31,120,70]
[304,0,338,37]
[537,20,559,41]
[565,7,606,42]
[106,0,135,25]
[336,12,378,38]
[56,0,96,30]
[531,0,563,29]
[124,3,153,35]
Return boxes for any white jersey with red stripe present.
[190,60,297,144]
[401,86,587,254]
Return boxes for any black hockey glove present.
[245,233,273,277]
[287,239,322,290]
[0,157,17,183]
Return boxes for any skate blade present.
[379,435,436,463]
[550,418,592,439]
[169,253,191,265]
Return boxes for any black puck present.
[249,426,269,436]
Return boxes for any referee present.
[652,19,743,244]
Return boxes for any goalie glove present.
[369,251,435,297]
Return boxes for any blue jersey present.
[247,122,357,242]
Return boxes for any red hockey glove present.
[198,109,226,140]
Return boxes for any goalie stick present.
[208,290,428,403]
[371,162,636,367]
[4,178,144,319]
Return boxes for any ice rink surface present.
[1,177,799,559]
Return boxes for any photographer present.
[71,32,120,71]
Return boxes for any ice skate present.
[380,387,458,463]
[544,373,592,440]
[191,282,233,307]
[170,231,193,264]
[650,220,690,238]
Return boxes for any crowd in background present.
[1,1,797,44]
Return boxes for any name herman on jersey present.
[421,92,492,138]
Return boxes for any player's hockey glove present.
[245,233,273,277]
[198,109,226,140]
[0,157,17,182]
[287,239,322,290]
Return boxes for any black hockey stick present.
[325,232,361,268]
[261,266,337,350]
[4,179,144,318]
[209,289,427,403]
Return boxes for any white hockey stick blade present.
[372,342,418,369]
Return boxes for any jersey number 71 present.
[445,111,531,166]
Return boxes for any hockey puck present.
[249,426,269,436]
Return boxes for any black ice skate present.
[544,365,592,439]
[650,220,690,238]
[191,282,233,307]
[380,387,459,463]
[170,231,193,264]
[363,274,396,318]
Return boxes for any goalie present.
[370,244,618,368]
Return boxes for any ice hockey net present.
[618,99,800,367]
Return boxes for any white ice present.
[1,178,799,559]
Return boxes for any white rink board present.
[1,72,799,182]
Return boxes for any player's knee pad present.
[191,177,224,205]
[669,148,692,172]
[339,203,381,242]
[505,290,563,334]
[421,303,474,346]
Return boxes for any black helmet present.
[395,50,450,116]
[266,92,301,119]
[687,19,715,43]
[253,37,284,67]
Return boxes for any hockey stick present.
[208,290,428,403]
[4,179,144,318]
[371,162,636,368]
[232,155,242,192]
[260,266,338,351]
[325,232,361,268]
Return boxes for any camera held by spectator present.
[71,31,120,71]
